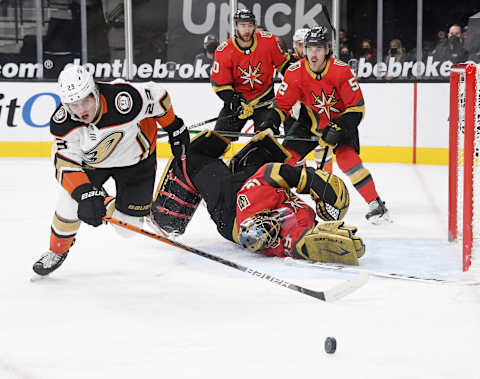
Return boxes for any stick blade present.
[322,272,369,302]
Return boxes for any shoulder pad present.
[217,41,229,52]
[288,61,302,71]
[50,105,83,137]
[259,31,273,38]
[97,82,143,125]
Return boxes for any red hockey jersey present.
[274,57,365,134]
[235,164,316,258]
[211,31,289,103]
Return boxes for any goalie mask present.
[316,172,350,221]
[238,212,281,252]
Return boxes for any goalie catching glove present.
[230,93,254,120]
[294,221,365,265]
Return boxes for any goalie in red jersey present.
[151,130,365,266]
[260,26,391,224]
[210,8,292,139]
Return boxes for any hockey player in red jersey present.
[33,64,189,276]
[210,8,292,138]
[151,130,364,265]
[260,26,391,224]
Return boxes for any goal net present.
[448,63,480,272]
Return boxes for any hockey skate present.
[365,197,392,224]
[32,250,69,276]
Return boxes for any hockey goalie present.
[151,129,365,265]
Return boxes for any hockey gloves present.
[321,122,343,148]
[296,167,349,221]
[296,221,365,265]
[230,93,254,120]
[72,184,106,227]
[256,118,280,135]
[164,116,190,157]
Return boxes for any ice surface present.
[1,158,479,379]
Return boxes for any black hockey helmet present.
[234,8,256,25]
[304,26,331,48]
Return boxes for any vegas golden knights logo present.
[84,131,124,164]
[237,194,250,210]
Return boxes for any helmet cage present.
[239,212,281,252]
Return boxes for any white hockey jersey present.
[51,80,175,196]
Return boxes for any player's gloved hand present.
[296,167,349,221]
[296,220,365,265]
[321,122,343,147]
[256,119,279,135]
[164,116,190,157]
[230,93,254,120]
[72,184,106,227]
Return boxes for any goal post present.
[448,63,480,272]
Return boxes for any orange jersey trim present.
[155,106,175,128]
[138,118,158,155]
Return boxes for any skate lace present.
[38,251,63,268]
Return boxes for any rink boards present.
[0,81,449,165]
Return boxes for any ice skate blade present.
[367,213,393,225]
[30,273,50,282]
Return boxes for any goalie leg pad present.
[151,157,202,235]
[293,221,365,265]
[229,129,292,174]
[189,129,231,159]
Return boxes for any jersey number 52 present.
[278,82,288,96]
[348,77,360,91]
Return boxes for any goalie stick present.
[284,258,480,285]
[157,100,274,139]
[104,217,368,301]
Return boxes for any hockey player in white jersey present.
[33,64,189,276]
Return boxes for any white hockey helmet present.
[58,65,99,116]
[293,28,309,43]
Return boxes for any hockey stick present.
[104,217,368,301]
[188,129,321,142]
[157,100,274,139]
[284,258,480,286]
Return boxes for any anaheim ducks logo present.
[238,62,264,89]
[312,88,341,120]
[83,131,124,164]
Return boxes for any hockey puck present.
[324,337,337,354]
